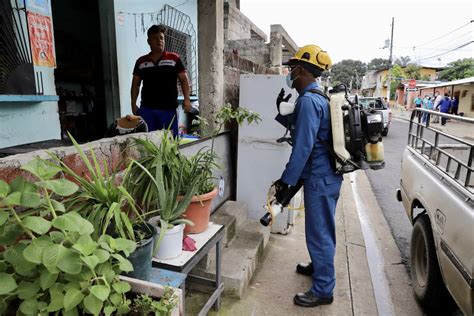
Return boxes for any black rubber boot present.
[296,262,314,276]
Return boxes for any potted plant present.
[180,104,262,234]
[177,149,219,234]
[49,134,157,281]
[0,159,137,315]
[129,139,199,260]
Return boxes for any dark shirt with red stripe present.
[133,52,185,110]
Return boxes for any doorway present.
[51,0,107,142]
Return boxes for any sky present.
[239,0,473,67]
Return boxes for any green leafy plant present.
[0,159,137,315]
[49,133,153,241]
[131,289,178,316]
[130,147,199,251]
[127,134,182,212]
[187,104,262,194]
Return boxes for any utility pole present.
[386,17,394,102]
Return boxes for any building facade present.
[1,0,224,150]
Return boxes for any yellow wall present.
[456,84,474,118]
[376,68,438,102]
[379,70,389,99]
[419,68,437,80]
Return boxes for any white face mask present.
[286,67,299,88]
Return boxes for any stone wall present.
[225,39,270,67]
[224,2,266,41]
[0,132,162,184]
[223,51,277,107]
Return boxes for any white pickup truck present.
[396,109,473,315]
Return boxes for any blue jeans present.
[138,107,178,136]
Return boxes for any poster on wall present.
[25,0,50,15]
[27,12,56,67]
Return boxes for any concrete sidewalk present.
[187,171,422,315]
[392,107,474,141]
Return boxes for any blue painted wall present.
[0,0,60,149]
[113,0,198,116]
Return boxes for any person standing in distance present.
[274,45,343,308]
[130,24,191,136]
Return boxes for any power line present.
[416,36,473,60]
[417,41,473,61]
[396,45,472,52]
[414,20,473,48]
[428,30,472,50]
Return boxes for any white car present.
[358,97,392,136]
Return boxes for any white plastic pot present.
[148,216,184,260]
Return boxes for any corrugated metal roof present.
[420,77,474,89]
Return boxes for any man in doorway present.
[130,24,191,135]
[274,45,343,308]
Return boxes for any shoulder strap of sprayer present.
[308,89,359,173]
[307,88,338,157]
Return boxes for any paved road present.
[365,119,413,267]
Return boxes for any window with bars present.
[0,0,36,94]
[157,4,197,95]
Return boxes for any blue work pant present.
[304,173,343,298]
[138,107,178,136]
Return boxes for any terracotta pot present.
[182,187,218,234]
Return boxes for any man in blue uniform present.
[275,45,343,307]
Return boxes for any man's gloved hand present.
[276,88,292,113]
[273,179,289,204]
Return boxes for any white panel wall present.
[237,74,297,219]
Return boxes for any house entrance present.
[51,0,107,142]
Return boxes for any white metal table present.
[152,223,225,315]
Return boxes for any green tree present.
[394,56,411,67]
[438,58,474,81]
[367,58,389,71]
[404,64,422,80]
[388,64,405,99]
[330,59,367,89]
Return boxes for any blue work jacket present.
[439,97,451,113]
[281,82,333,186]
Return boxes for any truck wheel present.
[410,215,451,311]
[382,128,388,136]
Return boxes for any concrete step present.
[194,201,249,270]
[192,218,270,298]
[214,200,248,235]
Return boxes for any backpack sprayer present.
[260,84,385,227]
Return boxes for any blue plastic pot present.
[125,223,156,281]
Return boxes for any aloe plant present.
[131,148,199,251]
[49,133,151,241]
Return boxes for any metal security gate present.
[0,0,36,94]
[156,4,197,95]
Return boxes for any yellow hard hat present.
[283,45,332,70]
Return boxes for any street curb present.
[352,171,423,315]
[340,176,378,315]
